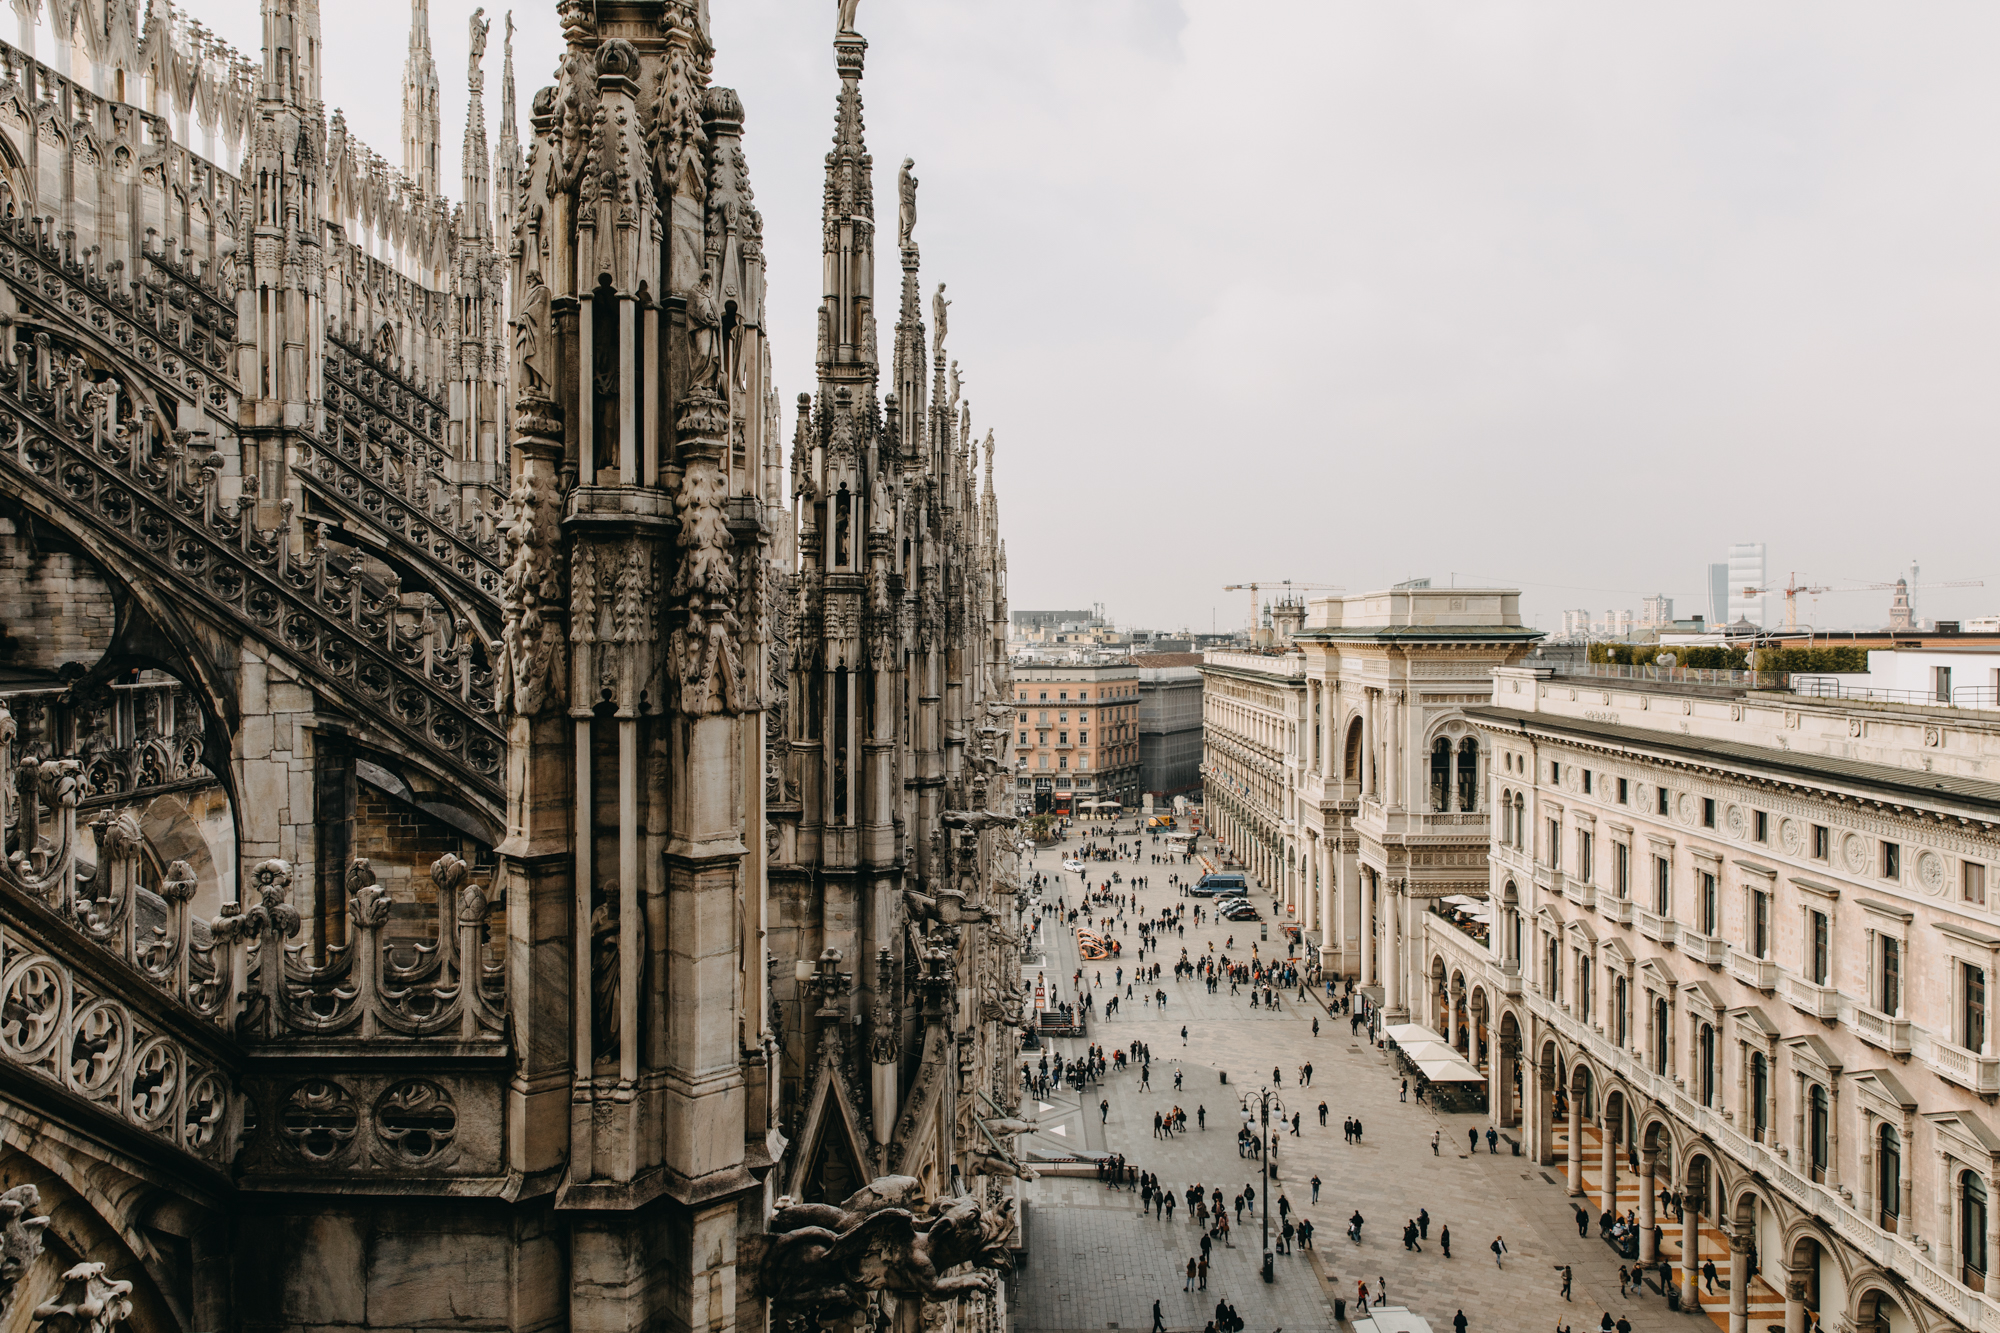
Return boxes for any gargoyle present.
[968,1148,1039,1182]
[940,809,1019,832]
[763,1178,1016,1317]
[903,887,995,928]
[981,1116,1038,1137]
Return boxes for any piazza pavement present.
[1008,824,1748,1333]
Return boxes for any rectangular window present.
[1882,841,1901,881]
[1881,935,1901,1014]
[1583,770,1593,795]
[1614,975,1629,1046]
[1058,712,1069,724]
[1058,731,1068,745]
[1658,788,1671,817]
[1654,856,1670,914]
[1700,871,1717,934]
[1079,731,1088,744]
[1058,756,1068,770]
[1935,665,1953,703]
[1578,954,1593,1019]
[1966,862,1987,906]
[1812,824,1830,860]
[1753,810,1768,843]
[1550,760,1561,784]
[1617,777,1629,805]
[1810,910,1830,986]
[1548,819,1561,869]
[1702,798,1716,829]
[1018,731,1027,745]
[1615,843,1630,899]
[1965,962,1988,1054]
[1579,831,1594,882]
[1752,889,1770,958]
[1078,711,1089,722]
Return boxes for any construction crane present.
[1221,580,1344,630]
[1742,572,1984,633]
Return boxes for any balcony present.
[1680,929,1728,967]
[1563,875,1597,911]
[1727,949,1777,992]
[1600,894,1634,926]
[1782,975,1841,1021]
[1926,1042,2000,1096]
[1635,906,1678,947]
[1851,1005,1913,1056]
[1497,963,1523,997]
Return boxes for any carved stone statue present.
[590,886,620,1057]
[468,8,490,88]
[931,283,949,349]
[836,0,860,34]
[514,270,551,396]
[687,269,721,393]
[30,1262,132,1333]
[897,157,917,247]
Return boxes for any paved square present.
[1009,829,1726,1333]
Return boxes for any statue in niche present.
[897,158,917,247]
[837,0,860,34]
[590,885,621,1059]
[687,269,721,393]
[468,8,489,86]
[514,270,551,397]
[947,360,960,413]
[931,283,949,349]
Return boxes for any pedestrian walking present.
[1702,1258,1718,1294]
[1349,1210,1365,1243]
[1576,1205,1590,1238]
[1486,1126,1498,1154]
[1617,1266,1629,1298]
[1469,1126,1479,1153]
[1319,1101,1328,1127]
[1310,1174,1322,1204]
[1432,1129,1441,1155]
[1197,1255,1208,1291]
[1453,1313,1468,1333]
[1418,1208,1430,1240]
[1400,1078,1408,1102]
[1197,1104,1206,1130]
[1439,1224,1451,1258]
[1491,1235,1507,1268]
[1557,1264,1573,1301]
[1184,1258,1196,1292]
[1182,1025,1189,1045]
[1355,1280,1369,1315]
[1152,1299,1166,1333]
[1102,1099,1110,1124]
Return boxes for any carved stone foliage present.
[497,468,567,717]
[669,410,746,715]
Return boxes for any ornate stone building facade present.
[0,0,1019,1328]
[1435,666,2000,1332]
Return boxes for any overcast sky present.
[184,1,2000,634]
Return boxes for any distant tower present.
[402,0,441,193]
[1889,579,1914,632]
[1707,563,1729,626]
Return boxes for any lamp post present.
[1242,1085,1287,1283]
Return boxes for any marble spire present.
[401,0,440,194]
[816,10,876,388]
[461,6,490,237]
[493,11,521,244]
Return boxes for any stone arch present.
[1493,1005,1524,1126]
[1781,1218,1849,1324]
[0,1118,212,1333]
[1845,1272,1924,1333]
[1342,715,1363,783]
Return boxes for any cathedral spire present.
[493,11,521,244]
[816,11,876,387]
[461,6,491,237]
[401,0,440,194]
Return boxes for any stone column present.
[1566,1086,1585,1196]
[1639,1151,1658,1262]
[1360,870,1376,987]
[1382,882,1403,1017]
[1727,1230,1749,1333]
[1679,1200,1700,1309]
[1600,1112,1618,1213]
[1783,1274,1808,1333]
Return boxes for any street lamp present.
[1240,1084,1287,1283]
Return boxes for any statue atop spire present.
[461,6,491,236]
[494,11,521,244]
[402,0,441,195]
[817,2,877,384]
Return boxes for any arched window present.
[1500,789,1513,845]
[1430,738,1452,811]
[1808,1085,1829,1183]
[1513,793,1527,848]
[1963,1172,1989,1290]
[1457,736,1479,812]
[1750,1052,1768,1142]
[1343,719,1363,783]
[1878,1124,1901,1233]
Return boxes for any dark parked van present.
[1190,872,1249,897]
